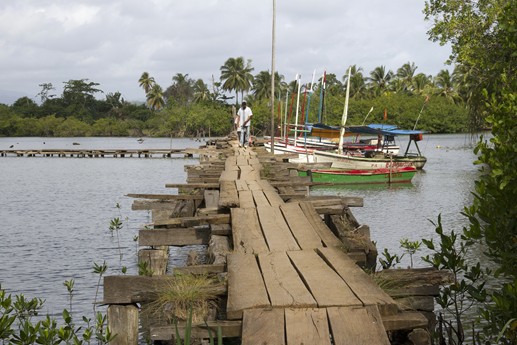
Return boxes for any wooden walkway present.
[221,146,398,344]
[0,148,197,158]
[104,139,431,345]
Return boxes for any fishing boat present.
[302,166,417,184]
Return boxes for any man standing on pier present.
[236,101,253,147]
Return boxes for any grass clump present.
[150,272,221,323]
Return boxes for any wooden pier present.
[0,148,198,158]
[103,138,436,345]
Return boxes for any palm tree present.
[434,69,461,103]
[368,66,394,96]
[396,62,418,93]
[252,70,286,100]
[412,73,433,96]
[193,79,211,103]
[220,57,254,104]
[342,65,366,98]
[138,72,155,95]
[146,84,165,111]
[164,73,194,105]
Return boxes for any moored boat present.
[302,166,417,184]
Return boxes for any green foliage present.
[400,238,422,268]
[379,248,403,270]
[0,285,114,345]
[422,215,487,344]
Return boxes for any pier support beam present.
[107,304,139,345]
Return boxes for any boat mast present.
[338,67,352,154]
[293,74,302,147]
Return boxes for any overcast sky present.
[0,0,452,105]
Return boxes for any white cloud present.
[0,0,451,104]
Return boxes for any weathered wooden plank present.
[306,196,364,208]
[126,193,204,200]
[298,202,343,248]
[225,156,237,170]
[150,320,242,340]
[219,170,239,182]
[280,203,323,249]
[241,308,285,345]
[203,190,219,209]
[139,228,210,246]
[287,250,362,307]
[231,208,268,254]
[246,180,262,191]
[285,308,331,345]
[218,180,239,208]
[210,223,231,236]
[258,252,316,307]
[239,165,259,181]
[165,183,219,189]
[257,206,300,252]
[238,190,256,209]
[103,275,226,304]
[187,177,220,184]
[152,214,230,228]
[227,253,270,320]
[172,264,226,275]
[235,179,250,191]
[317,247,400,316]
[261,187,285,206]
[327,306,390,345]
[251,190,270,207]
[382,311,429,331]
[132,200,177,211]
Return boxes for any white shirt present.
[237,106,253,128]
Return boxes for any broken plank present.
[258,252,316,307]
[152,214,230,228]
[227,253,270,320]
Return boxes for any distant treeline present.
[0,60,473,137]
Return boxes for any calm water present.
[0,134,481,324]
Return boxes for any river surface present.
[0,134,482,327]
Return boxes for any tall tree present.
[220,57,254,105]
[396,62,418,93]
[164,73,195,105]
[342,65,366,99]
[434,69,460,103]
[368,66,394,96]
[138,72,155,95]
[252,70,286,100]
[425,0,517,342]
[146,84,165,111]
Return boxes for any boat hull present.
[313,150,427,170]
[303,166,417,184]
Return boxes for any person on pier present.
[236,101,253,147]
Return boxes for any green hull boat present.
[302,166,417,184]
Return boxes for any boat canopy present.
[309,123,425,137]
